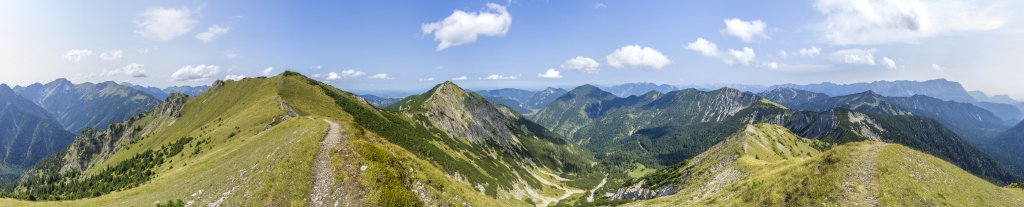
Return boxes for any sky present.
[1,0,1022,98]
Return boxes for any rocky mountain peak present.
[431,81,469,98]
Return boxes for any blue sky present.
[1,0,1022,98]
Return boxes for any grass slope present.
[627,124,1024,206]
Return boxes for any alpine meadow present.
[2,0,1024,206]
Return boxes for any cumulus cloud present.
[561,56,600,73]
[594,3,608,9]
[538,68,562,79]
[722,18,768,42]
[100,50,124,60]
[606,45,670,69]
[799,47,821,56]
[196,25,230,43]
[765,62,779,70]
[325,69,367,81]
[815,0,1008,45]
[224,75,246,81]
[261,67,274,76]
[483,74,518,80]
[103,63,148,78]
[882,57,898,70]
[419,77,435,81]
[724,47,756,65]
[931,64,944,71]
[368,73,393,80]
[171,65,220,81]
[422,3,511,51]
[830,49,877,65]
[685,38,718,57]
[452,76,468,81]
[684,38,756,65]
[136,7,198,42]
[62,49,93,62]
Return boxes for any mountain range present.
[12,79,161,133]
[120,83,208,100]
[475,87,568,114]
[0,74,1022,206]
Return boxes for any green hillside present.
[621,124,1024,206]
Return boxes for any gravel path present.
[311,120,344,207]
[587,173,608,202]
[845,142,883,207]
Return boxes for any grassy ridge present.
[628,124,1024,206]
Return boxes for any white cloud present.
[830,48,877,65]
[684,38,718,57]
[765,62,779,70]
[722,18,768,42]
[324,72,342,80]
[606,45,671,69]
[196,24,230,43]
[538,68,562,79]
[561,56,600,73]
[684,38,756,65]
[172,65,220,81]
[798,47,821,56]
[99,50,124,60]
[104,63,148,78]
[593,3,608,9]
[341,69,366,78]
[261,67,274,76]
[815,0,1008,45]
[325,69,367,81]
[224,75,246,81]
[931,63,944,71]
[882,57,898,70]
[368,73,393,80]
[135,7,198,42]
[483,74,518,80]
[452,76,468,81]
[419,77,435,81]
[724,47,756,65]
[422,3,511,51]
[62,49,93,62]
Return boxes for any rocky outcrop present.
[59,93,190,173]
[413,82,526,149]
[607,180,677,200]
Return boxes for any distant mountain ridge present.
[770,79,976,103]
[474,87,568,114]
[599,82,678,97]
[357,94,401,108]
[121,83,208,100]
[13,79,161,133]
[767,89,1010,142]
